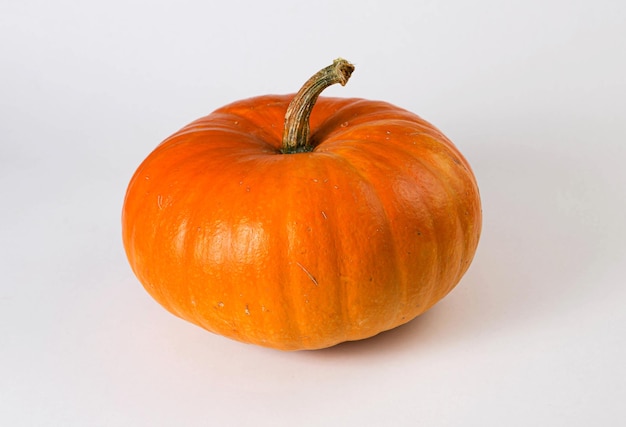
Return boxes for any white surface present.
[2,1,625,425]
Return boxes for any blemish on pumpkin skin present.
[321,211,328,219]
[297,262,318,286]
[245,305,250,316]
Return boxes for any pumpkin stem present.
[281,58,355,153]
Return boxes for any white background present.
[2,0,625,425]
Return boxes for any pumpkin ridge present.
[278,174,316,348]
[396,134,479,298]
[215,94,292,145]
[407,147,475,303]
[325,139,448,312]
[310,100,421,145]
[178,112,283,150]
[315,121,451,171]
[320,151,406,333]
[312,158,353,344]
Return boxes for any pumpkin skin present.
[122,91,481,351]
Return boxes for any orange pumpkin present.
[122,59,481,351]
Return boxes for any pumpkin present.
[122,59,481,351]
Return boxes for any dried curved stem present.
[281,58,355,153]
